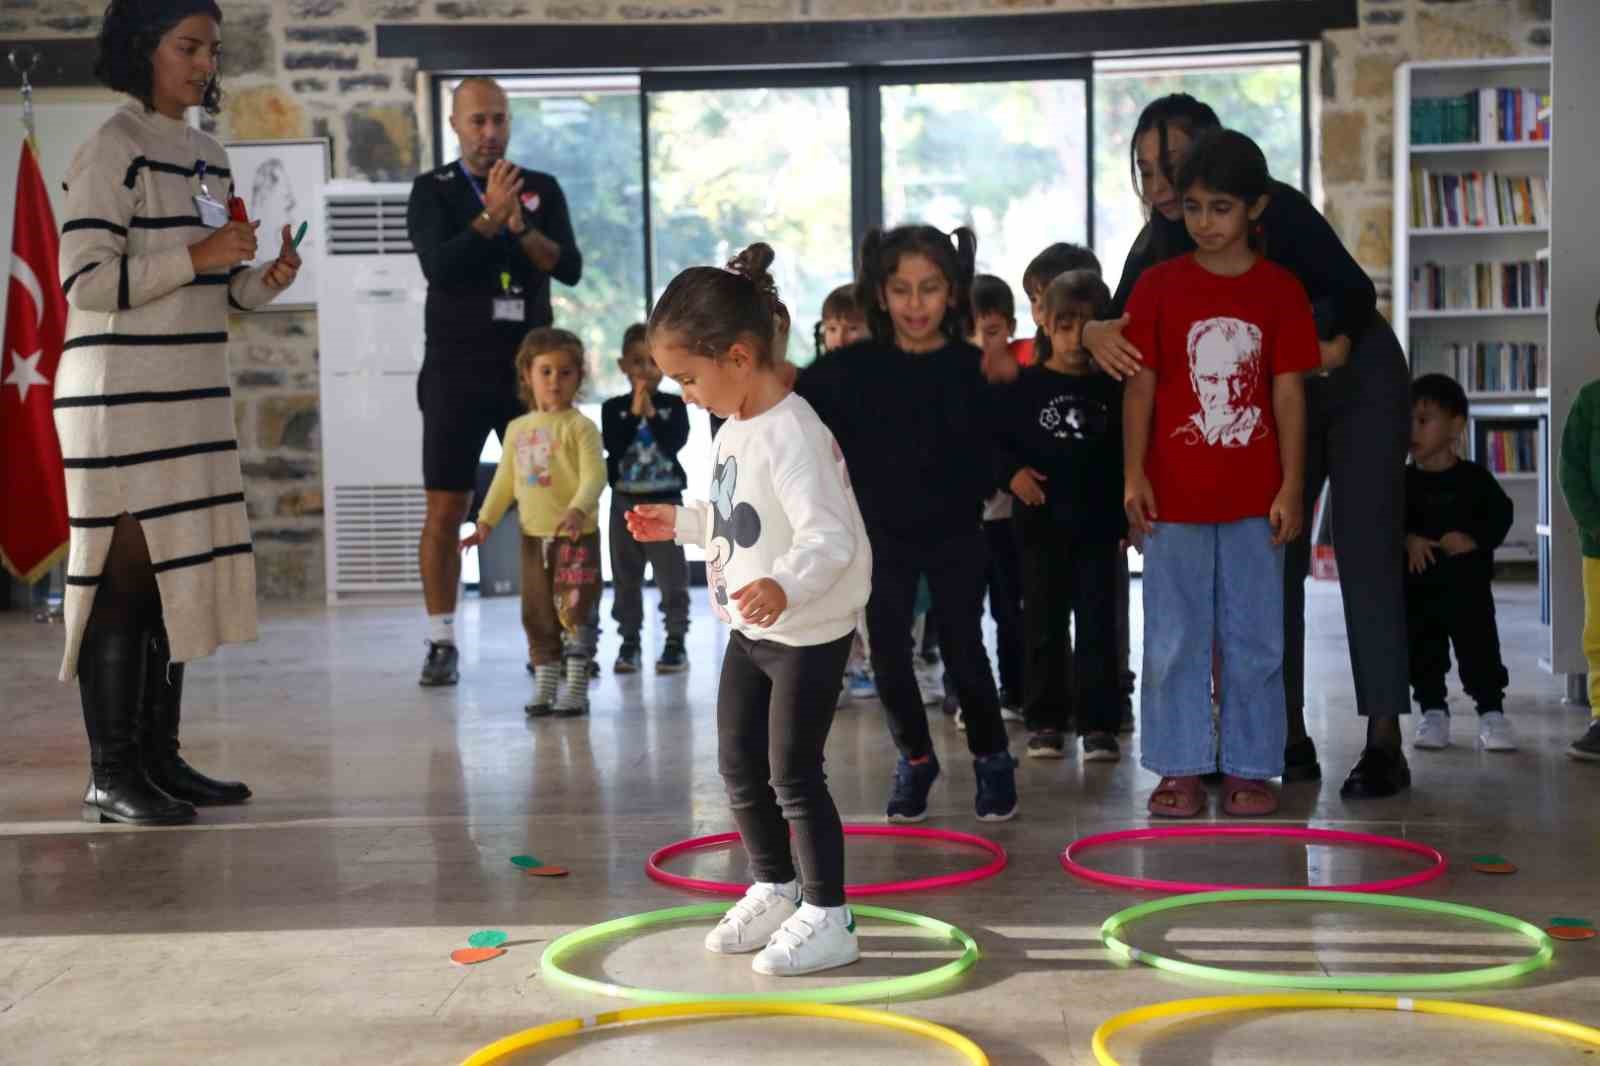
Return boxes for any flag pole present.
[8,46,39,150]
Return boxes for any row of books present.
[1420,342,1546,393]
[1480,427,1539,475]
[1410,170,1549,229]
[1410,260,1549,312]
[1410,88,1550,145]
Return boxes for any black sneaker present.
[419,641,459,687]
[1569,719,1600,762]
[1026,730,1067,759]
[1081,732,1121,762]
[525,700,556,718]
[614,645,641,674]
[1339,746,1412,799]
[1283,736,1322,782]
[973,751,1019,822]
[886,752,941,823]
[657,639,688,674]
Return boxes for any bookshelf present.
[1395,57,1552,568]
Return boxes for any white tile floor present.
[1,579,1596,1065]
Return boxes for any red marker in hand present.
[227,196,249,223]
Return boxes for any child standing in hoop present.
[628,243,870,977]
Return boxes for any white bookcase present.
[1393,57,1551,569]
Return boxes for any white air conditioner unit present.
[316,180,427,602]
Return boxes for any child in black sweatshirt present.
[602,324,691,673]
[1405,374,1516,752]
[995,271,1126,763]
[796,224,1018,825]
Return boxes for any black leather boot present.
[79,623,196,826]
[139,628,252,805]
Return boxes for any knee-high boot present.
[80,622,196,825]
[139,627,252,805]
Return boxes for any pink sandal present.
[1148,775,1206,818]
[1221,775,1279,817]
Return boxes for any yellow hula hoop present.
[460,1000,990,1066]
[1091,993,1600,1065]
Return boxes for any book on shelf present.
[1410,169,1549,229]
[1419,341,1546,392]
[1478,426,1539,475]
[1410,259,1549,311]
[1410,88,1551,145]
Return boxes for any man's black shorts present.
[416,355,525,493]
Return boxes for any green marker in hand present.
[292,220,308,249]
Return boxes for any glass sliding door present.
[880,71,1090,297]
[646,84,855,368]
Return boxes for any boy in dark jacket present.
[602,324,690,673]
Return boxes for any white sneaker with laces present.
[1414,709,1451,750]
[1477,711,1518,752]
[704,881,799,955]
[752,903,861,976]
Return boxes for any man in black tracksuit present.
[407,76,582,687]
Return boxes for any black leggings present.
[718,631,853,907]
[84,515,162,644]
[866,529,1008,760]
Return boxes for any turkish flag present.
[0,139,69,583]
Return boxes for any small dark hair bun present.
[727,242,777,290]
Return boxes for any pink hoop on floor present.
[1060,825,1447,894]
[647,824,1007,897]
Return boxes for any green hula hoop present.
[1101,889,1554,992]
[540,902,980,1004]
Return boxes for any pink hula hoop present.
[647,824,1008,897]
[1060,825,1447,894]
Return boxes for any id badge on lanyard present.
[493,271,525,323]
[464,164,525,323]
[193,160,229,228]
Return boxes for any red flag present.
[0,139,69,583]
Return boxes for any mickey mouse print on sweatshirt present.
[672,393,872,647]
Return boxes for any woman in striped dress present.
[57,0,302,825]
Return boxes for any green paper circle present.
[510,855,543,869]
[469,929,509,949]
[1101,889,1554,992]
[539,903,980,1004]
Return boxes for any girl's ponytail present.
[648,240,786,366]
[949,225,979,340]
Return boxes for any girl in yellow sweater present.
[462,328,606,717]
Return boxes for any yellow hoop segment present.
[460,1000,990,1066]
[1092,993,1600,1065]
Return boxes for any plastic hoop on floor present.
[1090,993,1600,1065]
[539,902,980,1004]
[459,1001,990,1066]
[1100,889,1553,992]
[648,825,1008,897]
[1060,826,1447,894]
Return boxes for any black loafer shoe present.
[1283,737,1322,783]
[1339,746,1411,799]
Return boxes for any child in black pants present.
[970,274,1027,714]
[995,270,1126,761]
[602,324,691,674]
[629,243,871,976]
[1405,374,1516,752]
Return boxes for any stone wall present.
[1321,0,1550,309]
[2,0,1551,597]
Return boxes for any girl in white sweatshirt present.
[627,243,870,978]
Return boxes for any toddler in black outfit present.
[994,270,1126,762]
[1405,374,1516,752]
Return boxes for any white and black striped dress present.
[54,102,280,681]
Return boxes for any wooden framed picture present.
[222,137,332,311]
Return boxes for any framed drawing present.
[222,137,332,311]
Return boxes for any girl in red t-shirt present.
[1121,129,1319,818]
